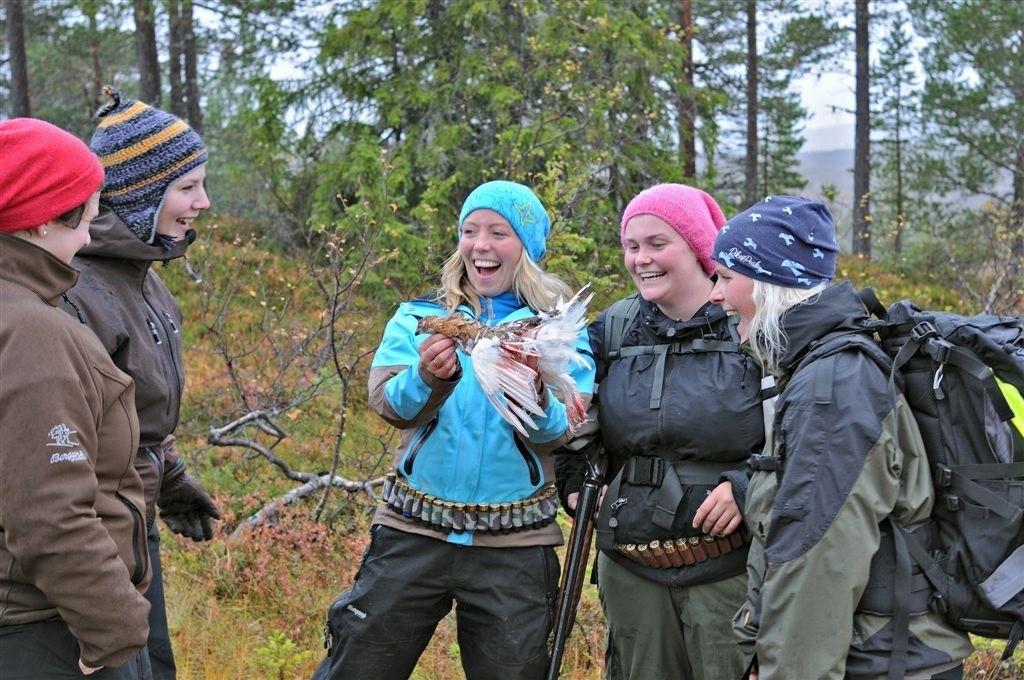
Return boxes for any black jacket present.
[557,297,764,586]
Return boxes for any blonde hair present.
[438,249,572,315]
[749,279,828,375]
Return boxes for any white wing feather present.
[533,285,593,431]
[471,336,545,437]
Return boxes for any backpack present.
[814,290,1024,668]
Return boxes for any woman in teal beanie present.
[315,180,596,679]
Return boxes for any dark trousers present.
[314,525,559,680]
[145,523,176,679]
[0,619,152,679]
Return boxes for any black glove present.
[158,459,221,541]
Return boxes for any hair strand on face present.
[749,280,829,374]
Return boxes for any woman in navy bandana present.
[710,196,971,679]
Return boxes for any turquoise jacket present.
[369,292,595,546]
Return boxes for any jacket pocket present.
[115,492,148,585]
[513,436,542,486]
[401,417,438,475]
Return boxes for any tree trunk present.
[86,4,104,114]
[853,0,871,258]
[5,0,31,117]
[183,0,203,134]
[133,0,161,105]
[677,0,696,181]
[744,0,758,206]
[893,102,904,254]
[167,0,186,117]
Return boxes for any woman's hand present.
[566,485,607,516]
[79,659,103,675]
[692,481,742,536]
[419,333,459,381]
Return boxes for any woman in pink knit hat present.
[557,184,765,679]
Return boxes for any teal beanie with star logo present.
[458,180,551,261]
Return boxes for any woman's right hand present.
[566,485,607,515]
[419,333,459,381]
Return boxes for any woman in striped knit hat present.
[61,88,220,680]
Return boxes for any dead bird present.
[417,286,593,437]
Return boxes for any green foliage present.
[871,17,919,256]
[254,631,314,679]
[903,0,1024,313]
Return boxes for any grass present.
[155,228,1022,678]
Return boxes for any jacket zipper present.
[143,295,182,417]
[513,436,542,486]
[115,492,148,585]
[403,417,439,475]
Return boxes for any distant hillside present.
[799,148,853,202]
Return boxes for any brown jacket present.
[62,209,189,514]
[0,233,151,668]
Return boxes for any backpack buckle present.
[944,494,961,512]
[930,592,949,616]
[911,321,938,342]
[626,456,665,486]
[935,465,953,487]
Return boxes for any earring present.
[41,229,47,236]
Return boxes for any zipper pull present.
[162,311,179,334]
[146,318,162,345]
[607,497,629,528]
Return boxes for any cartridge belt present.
[613,532,749,569]
[381,473,558,534]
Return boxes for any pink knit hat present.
[620,183,727,277]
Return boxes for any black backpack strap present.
[888,519,913,680]
[603,294,642,363]
[858,287,888,320]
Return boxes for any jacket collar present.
[777,281,869,373]
[78,207,191,264]
[0,232,80,306]
[640,296,726,341]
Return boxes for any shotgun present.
[547,451,605,680]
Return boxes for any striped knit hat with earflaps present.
[90,86,207,244]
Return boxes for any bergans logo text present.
[50,451,88,464]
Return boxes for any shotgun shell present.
[703,535,720,559]
[716,534,732,556]
[649,540,673,568]
[689,536,708,563]
[512,502,524,529]
[419,495,434,524]
[636,543,656,567]
[453,503,466,532]
[441,501,455,530]
[465,504,478,532]
[676,538,696,566]
[663,539,685,567]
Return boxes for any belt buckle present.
[627,456,665,486]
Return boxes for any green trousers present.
[598,551,747,680]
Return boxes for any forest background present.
[3,0,1024,677]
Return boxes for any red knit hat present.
[620,183,727,277]
[0,118,104,233]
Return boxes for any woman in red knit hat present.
[557,184,765,680]
[0,118,153,679]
